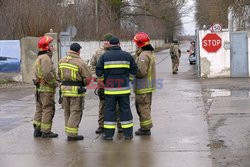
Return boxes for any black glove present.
[97,88,105,100]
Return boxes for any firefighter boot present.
[33,125,42,137]
[34,129,42,137]
[135,128,151,136]
[124,135,133,140]
[95,127,104,134]
[103,129,115,140]
[102,135,113,140]
[67,135,84,141]
[118,128,123,133]
[172,71,178,74]
[41,132,58,138]
[117,122,123,133]
[123,127,133,140]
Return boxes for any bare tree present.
[0,0,188,41]
[0,0,64,39]
[130,0,188,41]
[195,0,250,30]
[229,0,250,30]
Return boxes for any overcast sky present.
[182,0,196,35]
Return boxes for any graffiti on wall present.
[0,40,20,72]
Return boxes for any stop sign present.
[202,33,222,52]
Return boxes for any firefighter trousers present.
[171,55,179,72]
[33,92,55,133]
[135,93,153,130]
[104,95,133,138]
[98,89,121,129]
[98,99,121,129]
[62,96,84,137]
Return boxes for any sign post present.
[202,33,222,52]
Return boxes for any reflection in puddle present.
[206,89,250,98]
[210,89,231,97]
[179,137,197,144]
[202,89,250,114]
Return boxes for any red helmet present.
[133,32,150,48]
[38,36,54,51]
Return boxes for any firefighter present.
[90,33,122,134]
[33,35,59,138]
[58,43,92,141]
[133,32,156,136]
[96,37,138,140]
[170,40,181,74]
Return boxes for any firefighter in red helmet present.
[133,32,156,135]
[33,35,59,138]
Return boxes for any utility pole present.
[144,0,147,29]
[95,0,99,36]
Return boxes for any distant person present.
[58,43,92,141]
[96,37,138,140]
[90,33,122,134]
[189,41,195,56]
[133,32,156,135]
[170,40,181,74]
[33,36,59,138]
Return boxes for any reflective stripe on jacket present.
[58,51,92,97]
[34,52,57,93]
[96,46,138,95]
[104,61,130,69]
[134,50,156,95]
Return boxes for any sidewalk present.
[201,78,250,167]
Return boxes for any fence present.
[73,40,165,61]
[0,37,165,83]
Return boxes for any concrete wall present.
[20,37,164,83]
[21,33,59,83]
[73,40,165,61]
[21,37,39,83]
[199,30,231,78]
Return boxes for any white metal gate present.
[230,32,248,77]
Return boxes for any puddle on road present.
[202,89,250,114]
[204,89,250,98]
[209,89,231,97]
[179,137,198,145]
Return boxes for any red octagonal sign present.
[202,33,222,52]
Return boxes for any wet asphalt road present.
[0,43,213,167]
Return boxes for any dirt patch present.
[208,140,227,149]
[0,81,30,89]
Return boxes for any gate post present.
[21,37,39,83]
[45,32,59,72]
[195,29,200,77]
